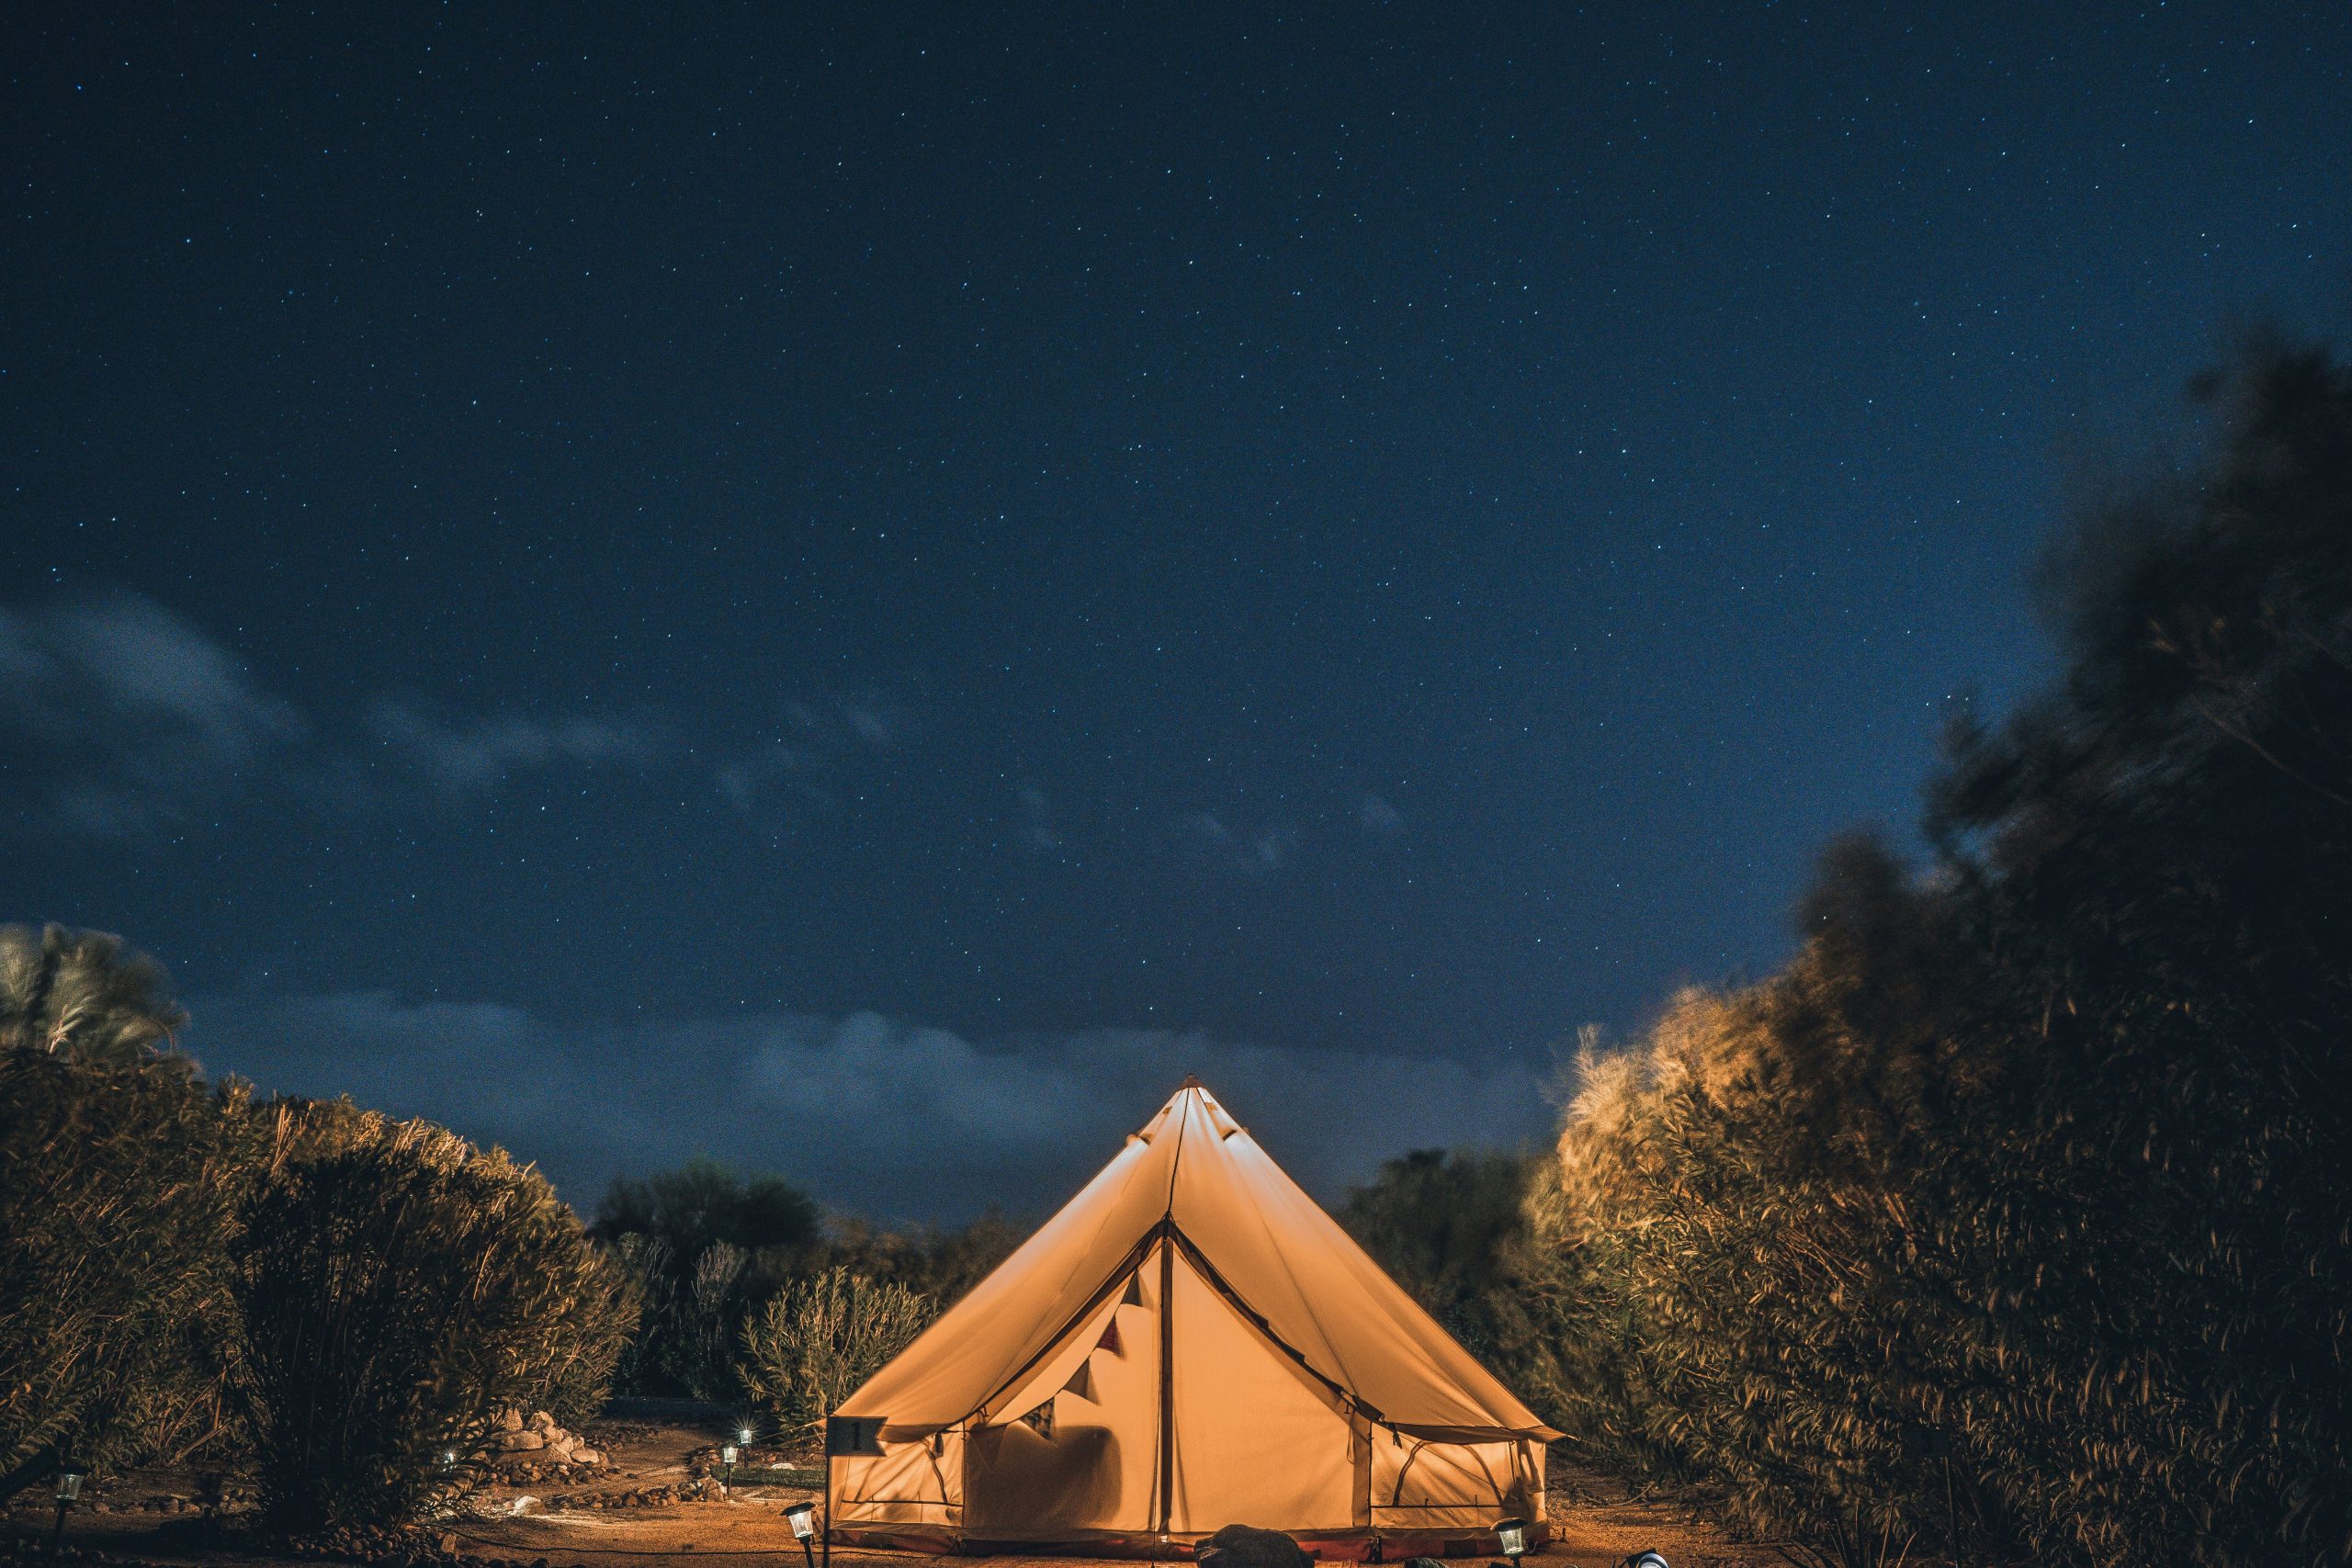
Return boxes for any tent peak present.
[1179,1073,1204,1089]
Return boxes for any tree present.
[1338,1147,1564,1404]
[0,923,187,1065]
[1532,336,2352,1566]
[593,1158,823,1398]
[593,1157,820,1259]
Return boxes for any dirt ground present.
[6,1416,1778,1568]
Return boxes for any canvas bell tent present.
[828,1079,1558,1556]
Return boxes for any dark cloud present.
[187,989,1555,1222]
[0,592,301,834]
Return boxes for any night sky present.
[6,5,2346,1221]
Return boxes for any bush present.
[0,1049,251,1489]
[594,1159,818,1399]
[1338,1148,1568,1415]
[1528,339,2352,1567]
[738,1268,933,1442]
[225,1100,637,1532]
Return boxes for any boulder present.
[527,1411,557,1433]
[571,1450,604,1468]
[502,1431,546,1452]
[1195,1525,1308,1568]
[500,1410,526,1433]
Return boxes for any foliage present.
[539,1247,642,1432]
[737,1268,934,1441]
[1338,1147,1568,1413]
[594,1160,1011,1401]
[223,1099,638,1533]
[0,1049,252,1491]
[1528,339,2352,1566]
[820,1210,1020,1304]
[592,1159,816,1398]
[594,1156,821,1260]
[0,923,187,1066]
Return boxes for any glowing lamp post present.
[785,1501,819,1568]
[1626,1554,1669,1568]
[1495,1517,1528,1562]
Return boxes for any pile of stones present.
[487,1411,605,1476]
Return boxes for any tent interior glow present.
[825,1079,1555,1554]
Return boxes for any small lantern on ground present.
[1495,1517,1529,1562]
[1624,1553,1669,1568]
[52,1458,87,1550]
[720,1444,740,1471]
[785,1500,818,1568]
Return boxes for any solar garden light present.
[1495,1517,1529,1563]
[785,1501,819,1568]
[51,1458,87,1551]
[1623,1553,1669,1568]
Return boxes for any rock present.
[503,1431,546,1452]
[527,1411,557,1433]
[1194,1524,1308,1568]
[435,1533,461,1556]
[508,1497,540,1517]
[571,1449,603,1467]
[500,1409,525,1433]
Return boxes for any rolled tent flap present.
[830,1080,1557,1551]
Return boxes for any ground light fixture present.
[52,1459,87,1550]
[1495,1517,1529,1563]
[720,1444,740,1469]
[784,1501,818,1568]
[1623,1553,1669,1568]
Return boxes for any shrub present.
[594,1159,818,1398]
[1339,1148,1569,1415]
[738,1268,933,1442]
[0,1049,250,1491]
[224,1100,637,1533]
[666,1240,748,1400]
[1529,339,2352,1567]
